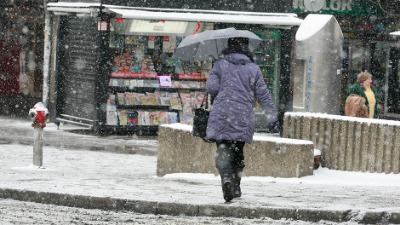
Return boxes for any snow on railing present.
[283,112,400,174]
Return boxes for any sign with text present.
[158,76,172,87]
[292,0,376,16]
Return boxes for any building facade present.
[45,0,299,133]
[293,0,400,119]
[0,0,46,116]
[47,0,400,134]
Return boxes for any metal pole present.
[42,0,51,107]
[33,127,44,167]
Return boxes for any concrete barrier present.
[157,124,314,178]
[283,112,400,174]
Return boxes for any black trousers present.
[215,140,245,176]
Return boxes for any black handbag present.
[192,93,213,142]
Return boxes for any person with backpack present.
[345,71,379,118]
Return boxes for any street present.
[0,198,359,225]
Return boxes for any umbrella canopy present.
[174,27,262,62]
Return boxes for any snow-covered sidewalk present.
[1,116,400,223]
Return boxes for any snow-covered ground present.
[2,116,400,225]
[0,198,359,225]
[1,143,400,213]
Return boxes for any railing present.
[283,112,400,174]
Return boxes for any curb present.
[1,188,399,224]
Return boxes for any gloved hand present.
[268,120,280,134]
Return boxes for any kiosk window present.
[109,19,212,77]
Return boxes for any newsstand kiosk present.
[46,3,342,135]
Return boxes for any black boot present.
[233,169,243,198]
[221,173,234,202]
[215,142,235,202]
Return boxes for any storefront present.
[46,2,303,134]
[0,0,44,115]
[293,0,400,119]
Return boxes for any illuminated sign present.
[293,0,374,15]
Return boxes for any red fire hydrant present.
[29,102,49,167]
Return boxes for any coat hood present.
[223,53,252,65]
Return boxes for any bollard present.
[28,102,49,167]
[33,125,44,166]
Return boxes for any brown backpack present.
[345,94,369,118]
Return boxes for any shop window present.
[106,19,212,128]
[105,19,283,131]
[108,20,212,78]
[387,47,400,114]
[370,42,390,115]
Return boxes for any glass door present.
[386,46,400,114]
[370,42,390,116]
[253,30,281,107]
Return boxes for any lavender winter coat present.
[206,53,278,143]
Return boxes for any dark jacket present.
[347,83,379,118]
[206,53,277,143]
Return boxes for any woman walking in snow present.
[205,37,278,202]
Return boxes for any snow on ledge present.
[285,112,400,126]
[160,123,313,145]
[161,123,192,131]
[47,2,102,7]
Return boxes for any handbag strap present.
[200,92,208,109]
